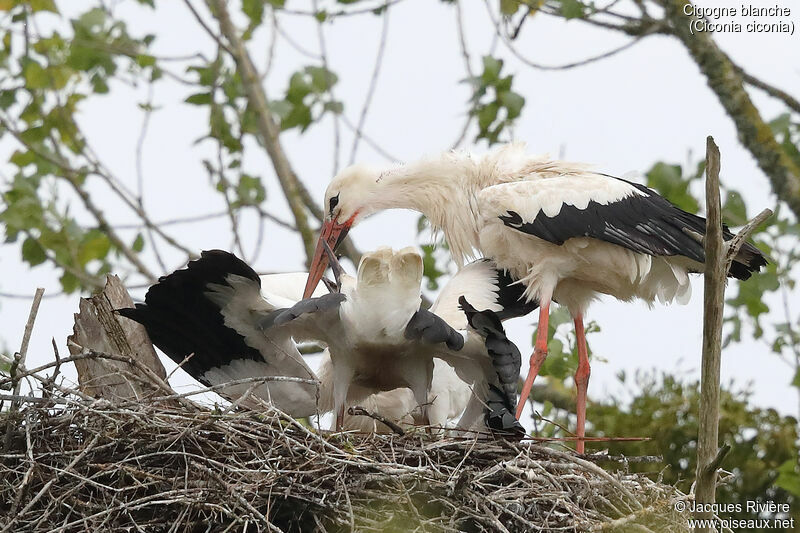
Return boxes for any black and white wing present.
[118,250,331,417]
[458,297,524,436]
[479,175,766,280]
[429,259,538,329]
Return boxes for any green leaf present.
[560,0,585,18]
[500,0,521,15]
[774,459,800,497]
[22,237,46,266]
[135,54,156,67]
[90,73,109,94]
[791,368,800,388]
[235,174,266,206]
[78,231,111,266]
[721,190,748,227]
[269,99,292,119]
[500,90,525,119]
[646,162,700,214]
[132,233,144,253]
[421,244,444,290]
[29,0,58,13]
[323,100,344,114]
[185,92,213,105]
[280,103,313,132]
[481,55,502,83]
[306,65,337,92]
[9,150,35,167]
[59,271,80,293]
[242,0,264,29]
[23,61,48,89]
[476,102,499,132]
[0,89,17,110]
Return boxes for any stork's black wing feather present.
[117,250,265,382]
[499,177,766,280]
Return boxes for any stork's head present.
[304,164,383,298]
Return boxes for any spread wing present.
[118,250,326,417]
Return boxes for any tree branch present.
[737,67,800,116]
[663,0,800,219]
[210,0,317,265]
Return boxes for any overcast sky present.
[1,0,799,426]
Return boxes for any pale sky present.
[1,0,799,425]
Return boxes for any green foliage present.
[771,113,800,170]
[558,0,586,19]
[272,66,343,132]
[234,174,266,207]
[420,244,445,291]
[644,150,800,397]
[465,56,525,145]
[646,161,701,214]
[417,216,448,290]
[588,372,799,522]
[535,306,600,381]
[0,1,161,293]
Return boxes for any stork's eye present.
[329,194,340,215]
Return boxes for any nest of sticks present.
[0,387,690,533]
[1,280,690,532]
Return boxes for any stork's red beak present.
[303,215,354,298]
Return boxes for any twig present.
[737,66,800,115]
[702,443,731,477]
[182,0,233,55]
[723,208,772,275]
[347,406,406,436]
[348,5,390,165]
[9,288,45,409]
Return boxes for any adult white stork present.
[303,142,768,452]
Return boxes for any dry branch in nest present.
[0,276,691,532]
[0,384,690,532]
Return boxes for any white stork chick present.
[304,142,768,452]
[260,245,466,430]
[317,353,470,433]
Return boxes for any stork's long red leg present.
[336,404,345,432]
[516,300,551,419]
[573,314,591,454]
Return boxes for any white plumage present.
[305,142,767,452]
[124,249,531,434]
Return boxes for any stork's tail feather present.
[116,250,264,383]
[726,239,768,281]
[675,209,768,280]
[459,296,525,436]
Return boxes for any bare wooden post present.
[68,275,167,401]
[695,136,725,531]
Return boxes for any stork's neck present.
[372,153,483,265]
